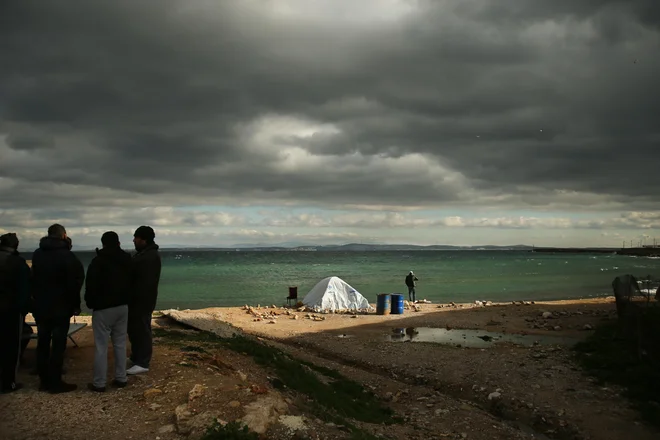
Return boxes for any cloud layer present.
[1,1,659,246]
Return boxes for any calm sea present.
[72,250,660,310]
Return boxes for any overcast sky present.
[1,0,659,249]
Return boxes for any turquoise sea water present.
[74,250,660,310]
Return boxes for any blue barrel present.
[376,294,391,315]
[390,294,404,315]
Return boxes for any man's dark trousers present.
[36,315,70,387]
[128,309,152,368]
[0,311,21,390]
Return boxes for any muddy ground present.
[0,298,657,440]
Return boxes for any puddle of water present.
[387,327,578,348]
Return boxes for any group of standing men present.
[0,224,161,394]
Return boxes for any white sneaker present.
[126,365,150,375]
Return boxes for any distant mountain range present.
[66,243,628,253]
[155,243,535,251]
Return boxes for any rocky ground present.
[197,297,659,440]
[0,298,657,440]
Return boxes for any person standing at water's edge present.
[127,226,161,375]
[405,270,419,303]
[85,232,132,392]
[0,233,31,394]
[31,224,84,393]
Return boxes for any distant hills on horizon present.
[168,243,537,251]
[69,242,618,252]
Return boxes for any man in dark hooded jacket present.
[0,233,31,393]
[85,231,132,392]
[31,224,84,393]
[127,226,161,375]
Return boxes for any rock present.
[149,403,162,411]
[187,413,220,435]
[553,326,562,331]
[241,394,289,434]
[278,415,306,434]
[434,408,449,416]
[188,384,206,401]
[488,392,502,401]
[236,370,248,382]
[175,403,220,436]
[229,400,241,408]
[160,309,237,339]
[158,425,176,434]
[250,384,269,394]
[583,324,593,330]
[175,404,192,433]
[143,388,163,399]
[541,312,552,319]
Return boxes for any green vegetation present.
[201,421,259,440]
[574,308,660,427]
[180,344,208,353]
[154,328,398,439]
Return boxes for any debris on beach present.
[305,313,326,321]
[245,305,281,322]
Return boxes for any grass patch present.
[154,328,398,438]
[574,309,660,427]
[201,421,259,440]
[300,360,345,380]
[180,345,208,353]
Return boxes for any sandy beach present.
[1,297,657,440]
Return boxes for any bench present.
[25,322,88,348]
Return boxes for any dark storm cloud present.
[1,0,659,210]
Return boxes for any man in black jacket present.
[0,233,31,393]
[127,226,161,375]
[31,224,85,393]
[405,270,419,303]
[85,231,132,392]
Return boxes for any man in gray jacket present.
[127,226,161,375]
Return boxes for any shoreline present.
[63,296,618,334]
[155,296,620,341]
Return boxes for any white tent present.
[302,276,372,311]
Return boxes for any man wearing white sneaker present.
[127,226,161,376]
